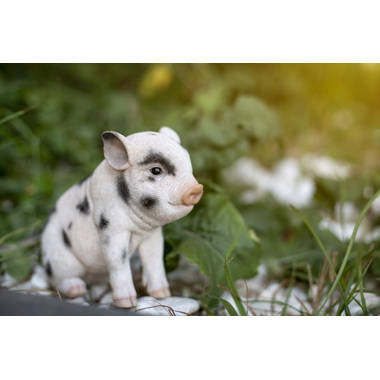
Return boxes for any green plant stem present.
[291,206,335,274]
[0,105,37,125]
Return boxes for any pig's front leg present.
[139,228,171,299]
[102,231,137,308]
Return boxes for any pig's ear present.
[102,131,129,170]
[159,126,181,144]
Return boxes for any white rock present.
[240,189,265,204]
[286,286,312,315]
[371,193,380,215]
[319,217,368,242]
[258,282,285,314]
[334,202,358,222]
[318,201,379,242]
[101,292,201,316]
[221,267,312,316]
[135,296,200,316]
[235,264,267,296]
[274,158,301,183]
[224,157,315,208]
[8,265,49,292]
[29,265,49,289]
[271,158,315,208]
[223,158,271,189]
[350,293,380,315]
[301,154,351,180]
[308,284,318,301]
[333,289,380,316]
[0,273,18,287]
[272,176,315,208]
[222,270,380,316]
[319,218,353,241]
[363,227,380,243]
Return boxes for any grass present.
[316,190,380,314]
[221,191,380,316]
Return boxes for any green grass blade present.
[336,270,357,315]
[0,220,42,245]
[0,105,37,126]
[291,205,349,314]
[290,206,335,273]
[357,249,369,315]
[316,189,380,315]
[337,250,378,315]
[247,299,305,315]
[224,263,248,316]
[220,298,239,316]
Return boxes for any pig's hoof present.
[149,287,171,299]
[60,278,87,298]
[114,296,137,308]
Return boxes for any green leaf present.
[220,298,239,316]
[225,95,281,141]
[3,251,32,281]
[193,83,228,115]
[165,188,261,310]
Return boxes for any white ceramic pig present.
[41,127,203,308]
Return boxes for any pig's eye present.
[150,167,162,175]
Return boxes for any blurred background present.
[1,64,379,314]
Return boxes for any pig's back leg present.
[41,218,87,298]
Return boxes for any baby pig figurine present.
[41,127,203,308]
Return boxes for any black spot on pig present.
[139,151,176,176]
[68,222,73,230]
[117,174,130,203]
[45,261,53,277]
[148,176,155,182]
[99,214,109,230]
[62,229,71,248]
[78,175,90,186]
[140,196,157,209]
[76,196,90,215]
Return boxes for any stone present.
[135,296,200,316]
[0,273,18,288]
[99,292,200,315]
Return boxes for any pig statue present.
[41,127,203,308]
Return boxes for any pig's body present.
[41,128,203,308]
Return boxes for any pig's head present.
[101,127,203,226]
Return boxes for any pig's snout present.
[181,184,203,206]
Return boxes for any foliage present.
[164,184,260,310]
[0,64,282,238]
[0,64,273,290]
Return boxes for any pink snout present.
[181,184,203,206]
